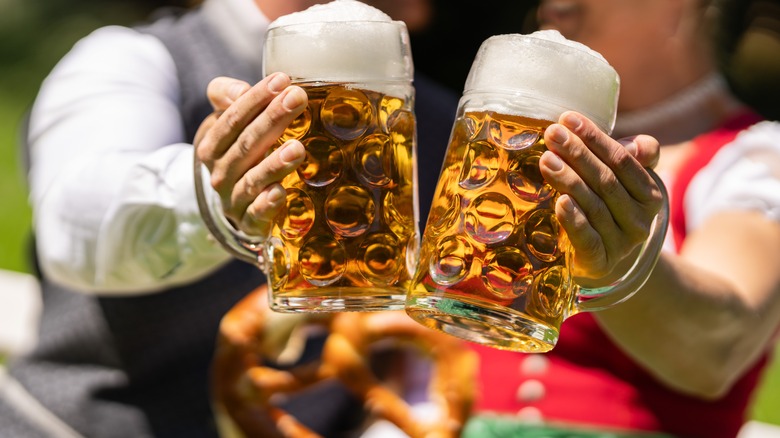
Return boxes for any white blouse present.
[686,121,780,233]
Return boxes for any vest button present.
[519,354,550,375]
[516,406,544,424]
[516,379,546,402]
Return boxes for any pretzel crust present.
[211,285,477,438]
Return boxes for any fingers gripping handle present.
[575,169,669,312]
[193,150,267,270]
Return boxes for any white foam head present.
[464,30,620,133]
[263,0,413,83]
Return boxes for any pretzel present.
[211,285,478,438]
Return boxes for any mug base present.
[270,288,406,313]
[405,294,559,352]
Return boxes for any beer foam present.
[528,29,608,63]
[263,0,413,83]
[464,30,620,133]
[269,0,392,27]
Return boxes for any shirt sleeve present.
[28,25,231,295]
[685,121,780,233]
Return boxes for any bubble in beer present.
[463,113,483,141]
[384,187,415,237]
[321,88,373,140]
[387,108,415,146]
[458,140,499,190]
[508,152,554,203]
[299,235,347,286]
[464,192,516,245]
[532,265,570,319]
[267,236,290,289]
[325,185,376,237]
[488,118,540,150]
[406,231,419,276]
[281,188,315,239]
[481,247,534,299]
[389,111,415,184]
[298,136,344,186]
[359,232,401,285]
[427,187,460,237]
[279,107,312,143]
[354,134,392,187]
[429,235,473,286]
[379,95,404,133]
[524,209,562,262]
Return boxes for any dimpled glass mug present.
[405,31,669,352]
[194,2,419,312]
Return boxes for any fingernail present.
[282,87,306,110]
[560,194,576,214]
[621,140,638,156]
[279,141,303,164]
[543,150,564,172]
[548,125,568,145]
[266,184,286,204]
[562,112,582,130]
[229,83,248,101]
[267,73,287,93]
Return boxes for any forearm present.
[594,211,780,399]
[28,26,234,294]
[34,145,231,294]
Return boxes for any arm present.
[599,210,780,399]
[540,114,780,399]
[29,26,230,294]
[596,125,780,399]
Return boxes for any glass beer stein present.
[194,2,419,312]
[405,31,669,352]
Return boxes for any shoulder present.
[707,120,780,171]
[733,120,780,148]
[686,120,780,230]
[32,25,180,121]
[29,24,183,144]
[43,25,177,91]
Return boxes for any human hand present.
[539,111,664,280]
[194,73,308,238]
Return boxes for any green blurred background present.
[0,0,778,428]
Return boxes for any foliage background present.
[0,0,777,427]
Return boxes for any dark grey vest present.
[3,6,459,438]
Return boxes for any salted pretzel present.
[211,285,478,438]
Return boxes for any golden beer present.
[266,83,418,311]
[191,2,419,312]
[405,31,668,352]
[408,110,574,351]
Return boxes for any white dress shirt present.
[28,0,268,294]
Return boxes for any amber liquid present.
[407,110,575,351]
[265,83,417,312]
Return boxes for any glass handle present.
[193,148,267,270]
[574,169,669,312]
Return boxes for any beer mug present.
[405,32,669,352]
[194,2,419,312]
